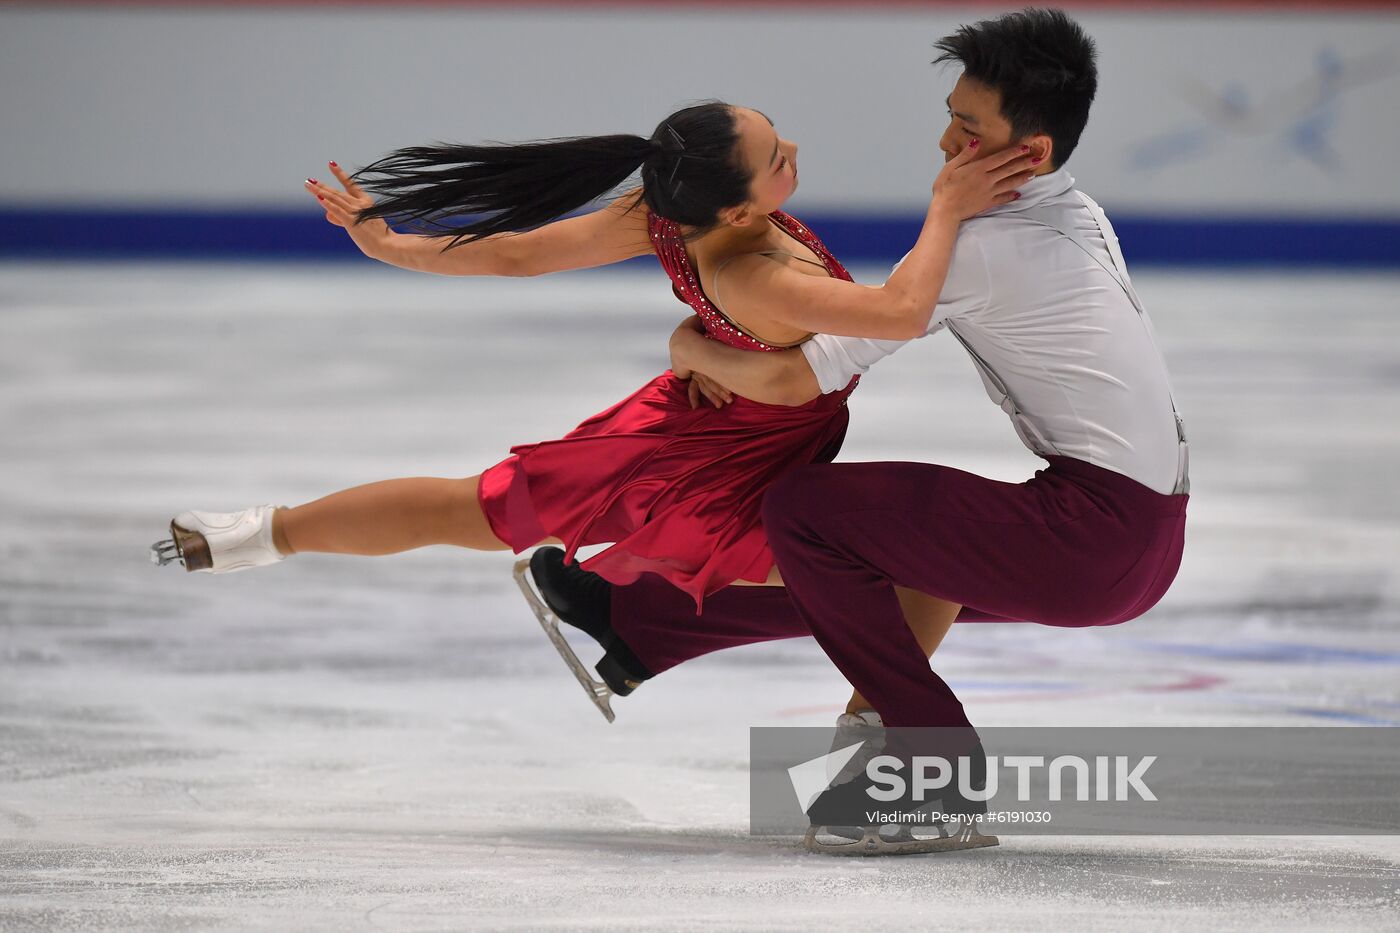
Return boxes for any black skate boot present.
[513,547,652,723]
[804,734,999,856]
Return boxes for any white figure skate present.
[829,710,886,783]
[150,506,285,573]
[820,710,896,844]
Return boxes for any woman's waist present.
[712,372,856,414]
[660,369,856,416]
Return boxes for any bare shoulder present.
[716,251,817,315]
[712,246,908,339]
[710,252,828,344]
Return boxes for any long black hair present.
[348,101,752,250]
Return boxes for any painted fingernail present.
[307,178,319,185]
[329,161,338,167]
[968,138,979,148]
[317,195,325,201]
[1021,145,1031,153]
[1031,156,1043,165]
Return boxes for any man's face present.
[939,75,1033,164]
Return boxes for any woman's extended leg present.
[272,475,560,556]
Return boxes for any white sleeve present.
[800,332,908,395]
[799,231,990,394]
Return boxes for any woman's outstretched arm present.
[716,142,1035,340]
[308,167,653,276]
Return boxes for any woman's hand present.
[930,140,1040,221]
[304,162,395,260]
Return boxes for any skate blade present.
[513,558,616,724]
[157,521,212,572]
[150,521,212,572]
[803,820,998,857]
[823,824,916,843]
[149,538,181,566]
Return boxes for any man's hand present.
[669,314,706,380]
[669,313,819,407]
[688,372,734,409]
[670,315,737,409]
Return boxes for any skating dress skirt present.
[477,209,860,613]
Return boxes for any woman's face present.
[732,106,799,216]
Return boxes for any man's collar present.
[980,165,1075,216]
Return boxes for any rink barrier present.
[18,1,1400,8]
[3,207,1399,267]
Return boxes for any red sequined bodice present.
[648,210,853,352]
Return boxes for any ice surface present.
[1,261,1398,931]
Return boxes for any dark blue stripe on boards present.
[814,214,1400,268]
[3,206,1399,267]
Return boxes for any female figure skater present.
[151,102,1034,707]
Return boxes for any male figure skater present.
[524,7,1189,848]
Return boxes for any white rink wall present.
[2,3,1398,218]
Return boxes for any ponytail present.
[350,135,658,249]
[350,101,751,249]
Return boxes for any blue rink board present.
[3,207,1399,267]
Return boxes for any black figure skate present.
[513,546,652,723]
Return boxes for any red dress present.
[476,209,860,613]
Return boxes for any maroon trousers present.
[610,456,1188,729]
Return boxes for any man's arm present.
[670,319,820,407]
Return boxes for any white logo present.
[787,742,864,813]
[787,748,1158,807]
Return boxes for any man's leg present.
[758,460,1187,728]
[610,576,809,674]
[611,573,960,705]
[606,458,1184,687]
[847,588,960,714]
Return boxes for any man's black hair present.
[934,7,1098,169]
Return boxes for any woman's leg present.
[847,587,961,715]
[271,475,561,556]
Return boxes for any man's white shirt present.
[800,166,1185,496]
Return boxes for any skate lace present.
[562,560,610,604]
